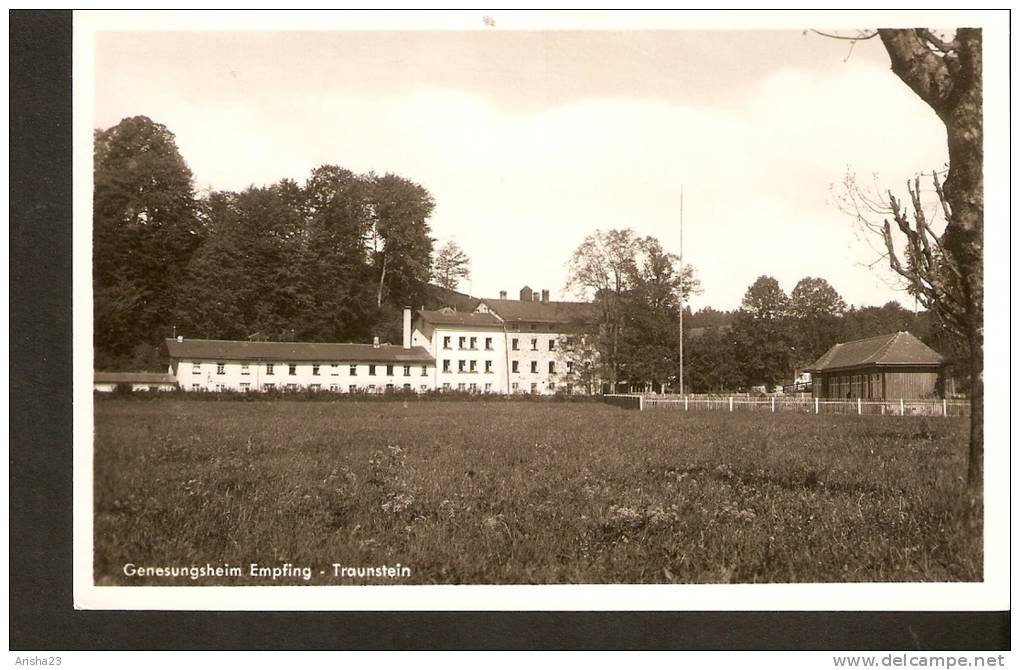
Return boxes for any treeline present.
[683,276,960,393]
[94,116,437,371]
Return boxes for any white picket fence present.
[603,394,970,417]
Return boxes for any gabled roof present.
[94,371,179,384]
[166,338,435,363]
[478,298,594,325]
[806,331,942,373]
[417,309,503,328]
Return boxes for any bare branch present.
[809,29,878,41]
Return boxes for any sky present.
[93,25,950,311]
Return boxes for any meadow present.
[93,398,982,585]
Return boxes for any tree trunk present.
[879,28,983,492]
[376,253,387,308]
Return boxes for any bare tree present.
[828,28,984,491]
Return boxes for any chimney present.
[541,289,550,303]
[499,290,507,300]
[402,307,412,349]
[519,285,533,302]
[373,336,380,349]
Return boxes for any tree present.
[731,276,791,389]
[828,29,984,490]
[566,229,699,390]
[432,241,471,291]
[93,116,199,368]
[368,173,436,308]
[789,277,847,365]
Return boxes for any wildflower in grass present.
[381,492,414,514]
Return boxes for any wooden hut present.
[805,331,944,400]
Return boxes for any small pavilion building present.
[805,331,945,400]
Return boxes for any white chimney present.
[402,307,412,349]
[499,290,507,300]
[373,336,380,348]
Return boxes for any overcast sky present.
[94,27,950,310]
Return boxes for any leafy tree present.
[789,277,847,365]
[432,241,471,291]
[731,276,791,389]
[93,116,199,368]
[368,173,436,308]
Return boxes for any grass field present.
[93,399,982,585]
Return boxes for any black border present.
[9,9,1009,651]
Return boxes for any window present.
[266,363,274,376]
[349,365,357,376]
[403,383,411,391]
[443,360,451,373]
[215,384,225,392]
[457,383,466,391]
[442,382,451,391]
[241,363,250,376]
[312,364,320,376]
[469,337,477,350]
[421,365,428,376]
[458,360,466,373]
[403,365,411,377]
[530,361,538,374]
[469,360,477,373]
[443,336,451,350]
[512,361,519,373]
[216,363,225,375]
[548,382,556,391]
[192,363,201,375]
[485,337,493,350]
[420,384,428,392]
[331,364,339,376]
[512,382,519,392]
[484,383,492,392]
[286,383,297,391]
[386,365,394,376]
[310,383,321,391]
[530,324,537,331]
[549,361,556,374]
[485,360,493,374]
[369,365,376,376]
[288,364,297,376]
[458,336,466,349]
[191,383,200,391]
[348,384,357,393]
[263,383,275,391]
[530,338,538,351]
[468,382,477,392]
[548,339,556,351]
[567,361,574,373]
[511,338,519,351]
[368,384,376,392]
[566,383,573,394]
[330,384,340,392]
[530,382,538,393]
[386,383,394,391]
[240,382,251,392]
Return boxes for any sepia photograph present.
[69,10,1008,611]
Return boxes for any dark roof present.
[479,298,594,325]
[95,372,178,385]
[417,310,503,328]
[420,284,480,312]
[166,339,435,363]
[806,331,943,373]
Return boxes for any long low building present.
[94,371,179,393]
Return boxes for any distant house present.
[94,371,178,393]
[805,331,945,400]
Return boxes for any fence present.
[604,394,970,417]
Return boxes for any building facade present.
[162,288,596,395]
[805,331,945,400]
[94,372,179,393]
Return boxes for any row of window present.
[191,362,429,377]
[441,336,495,351]
[435,360,577,375]
[192,381,575,394]
[439,336,572,352]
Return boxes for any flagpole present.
[678,185,684,397]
